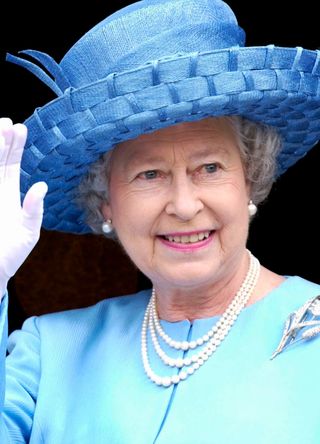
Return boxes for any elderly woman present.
[1,0,320,442]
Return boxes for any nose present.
[165,173,204,221]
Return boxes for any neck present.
[154,251,252,322]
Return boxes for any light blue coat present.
[1,276,320,443]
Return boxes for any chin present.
[159,264,217,289]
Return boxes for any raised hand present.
[0,118,48,299]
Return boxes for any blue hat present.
[7,0,320,234]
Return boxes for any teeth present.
[164,231,211,244]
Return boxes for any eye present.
[203,163,219,174]
[138,170,160,180]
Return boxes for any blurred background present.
[0,0,319,333]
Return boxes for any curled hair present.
[76,151,112,235]
[76,116,282,235]
[227,116,282,204]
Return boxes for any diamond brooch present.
[271,295,320,360]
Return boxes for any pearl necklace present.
[141,250,260,387]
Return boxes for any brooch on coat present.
[271,295,320,360]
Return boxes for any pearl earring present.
[248,200,257,217]
[102,219,113,234]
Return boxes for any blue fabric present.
[1,275,320,443]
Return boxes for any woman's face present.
[102,117,251,292]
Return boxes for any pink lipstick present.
[158,230,215,252]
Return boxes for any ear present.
[101,201,112,220]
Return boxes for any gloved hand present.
[0,118,48,300]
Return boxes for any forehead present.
[129,116,235,142]
[112,117,239,163]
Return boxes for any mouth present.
[158,230,214,245]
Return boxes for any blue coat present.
[1,275,320,443]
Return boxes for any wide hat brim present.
[20,45,320,234]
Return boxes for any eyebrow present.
[123,144,230,170]
[126,154,167,169]
[188,145,231,161]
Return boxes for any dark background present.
[0,0,319,333]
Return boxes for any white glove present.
[0,118,48,300]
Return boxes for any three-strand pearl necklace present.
[141,250,260,387]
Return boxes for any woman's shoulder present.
[278,275,320,296]
[246,274,320,321]
[260,274,320,317]
[250,266,320,311]
[36,288,151,330]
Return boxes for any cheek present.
[221,194,250,241]
[216,204,249,253]
[210,190,250,247]
[111,192,159,240]
[211,182,248,219]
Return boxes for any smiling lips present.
[159,230,214,250]
[163,231,211,244]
